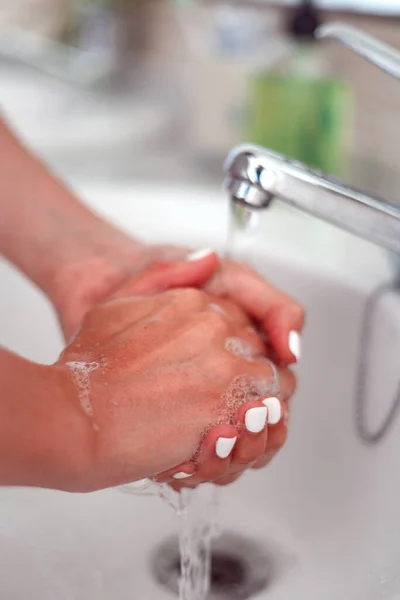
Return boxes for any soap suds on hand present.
[66,361,99,418]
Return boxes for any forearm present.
[0,347,92,490]
[0,119,143,301]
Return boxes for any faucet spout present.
[224,25,400,255]
[224,145,400,254]
[316,23,400,80]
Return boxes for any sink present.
[0,64,170,180]
[1,180,400,600]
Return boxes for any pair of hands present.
[53,245,304,492]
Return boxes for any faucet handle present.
[316,22,400,80]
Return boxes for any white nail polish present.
[245,406,268,433]
[262,397,282,425]
[131,478,153,488]
[120,478,153,493]
[173,472,193,480]
[216,437,237,459]
[187,248,215,261]
[289,330,301,360]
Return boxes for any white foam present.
[66,361,99,418]
[220,374,279,416]
[225,337,256,361]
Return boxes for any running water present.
[159,201,262,600]
[158,484,221,600]
[226,201,261,260]
[121,200,262,600]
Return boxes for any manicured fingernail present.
[262,397,282,425]
[216,436,237,459]
[131,478,153,488]
[187,248,215,261]
[289,330,301,360]
[173,472,193,480]
[119,478,153,493]
[245,406,268,433]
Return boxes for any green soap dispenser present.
[247,1,352,176]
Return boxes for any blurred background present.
[0,0,399,200]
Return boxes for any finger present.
[195,423,238,482]
[222,351,296,405]
[251,449,278,470]
[206,261,305,364]
[251,406,289,471]
[230,401,268,467]
[252,328,283,366]
[206,295,253,327]
[114,250,220,297]
[265,398,290,454]
[155,423,238,487]
[255,392,291,471]
[154,463,196,485]
[264,307,304,366]
[213,472,243,487]
[223,361,294,464]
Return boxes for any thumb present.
[116,249,220,296]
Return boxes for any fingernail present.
[119,478,153,493]
[173,472,193,480]
[245,406,268,433]
[131,478,153,488]
[187,248,215,261]
[262,397,282,425]
[216,436,237,459]
[289,330,301,360]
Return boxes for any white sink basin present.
[0,65,168,175]
[1,181,399,600]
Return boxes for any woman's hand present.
[56,282,295,493]
[0,119,300,491]
[109,257,297,490]
[54,244,304,366]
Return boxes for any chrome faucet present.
[224,23,400,255]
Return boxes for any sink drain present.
[151,532,279,600]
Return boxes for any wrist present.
[47,225,147,339]
[37,362,96,491]
[0,349,94,490]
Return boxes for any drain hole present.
[171,552,246,590]
[151,532,282,600]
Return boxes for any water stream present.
[164,201,260,600]
[170,201,259,600]
[158,485,221,600]
[121,200,260,600]
[226,202,261,260]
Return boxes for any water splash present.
[158,485,221,600]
